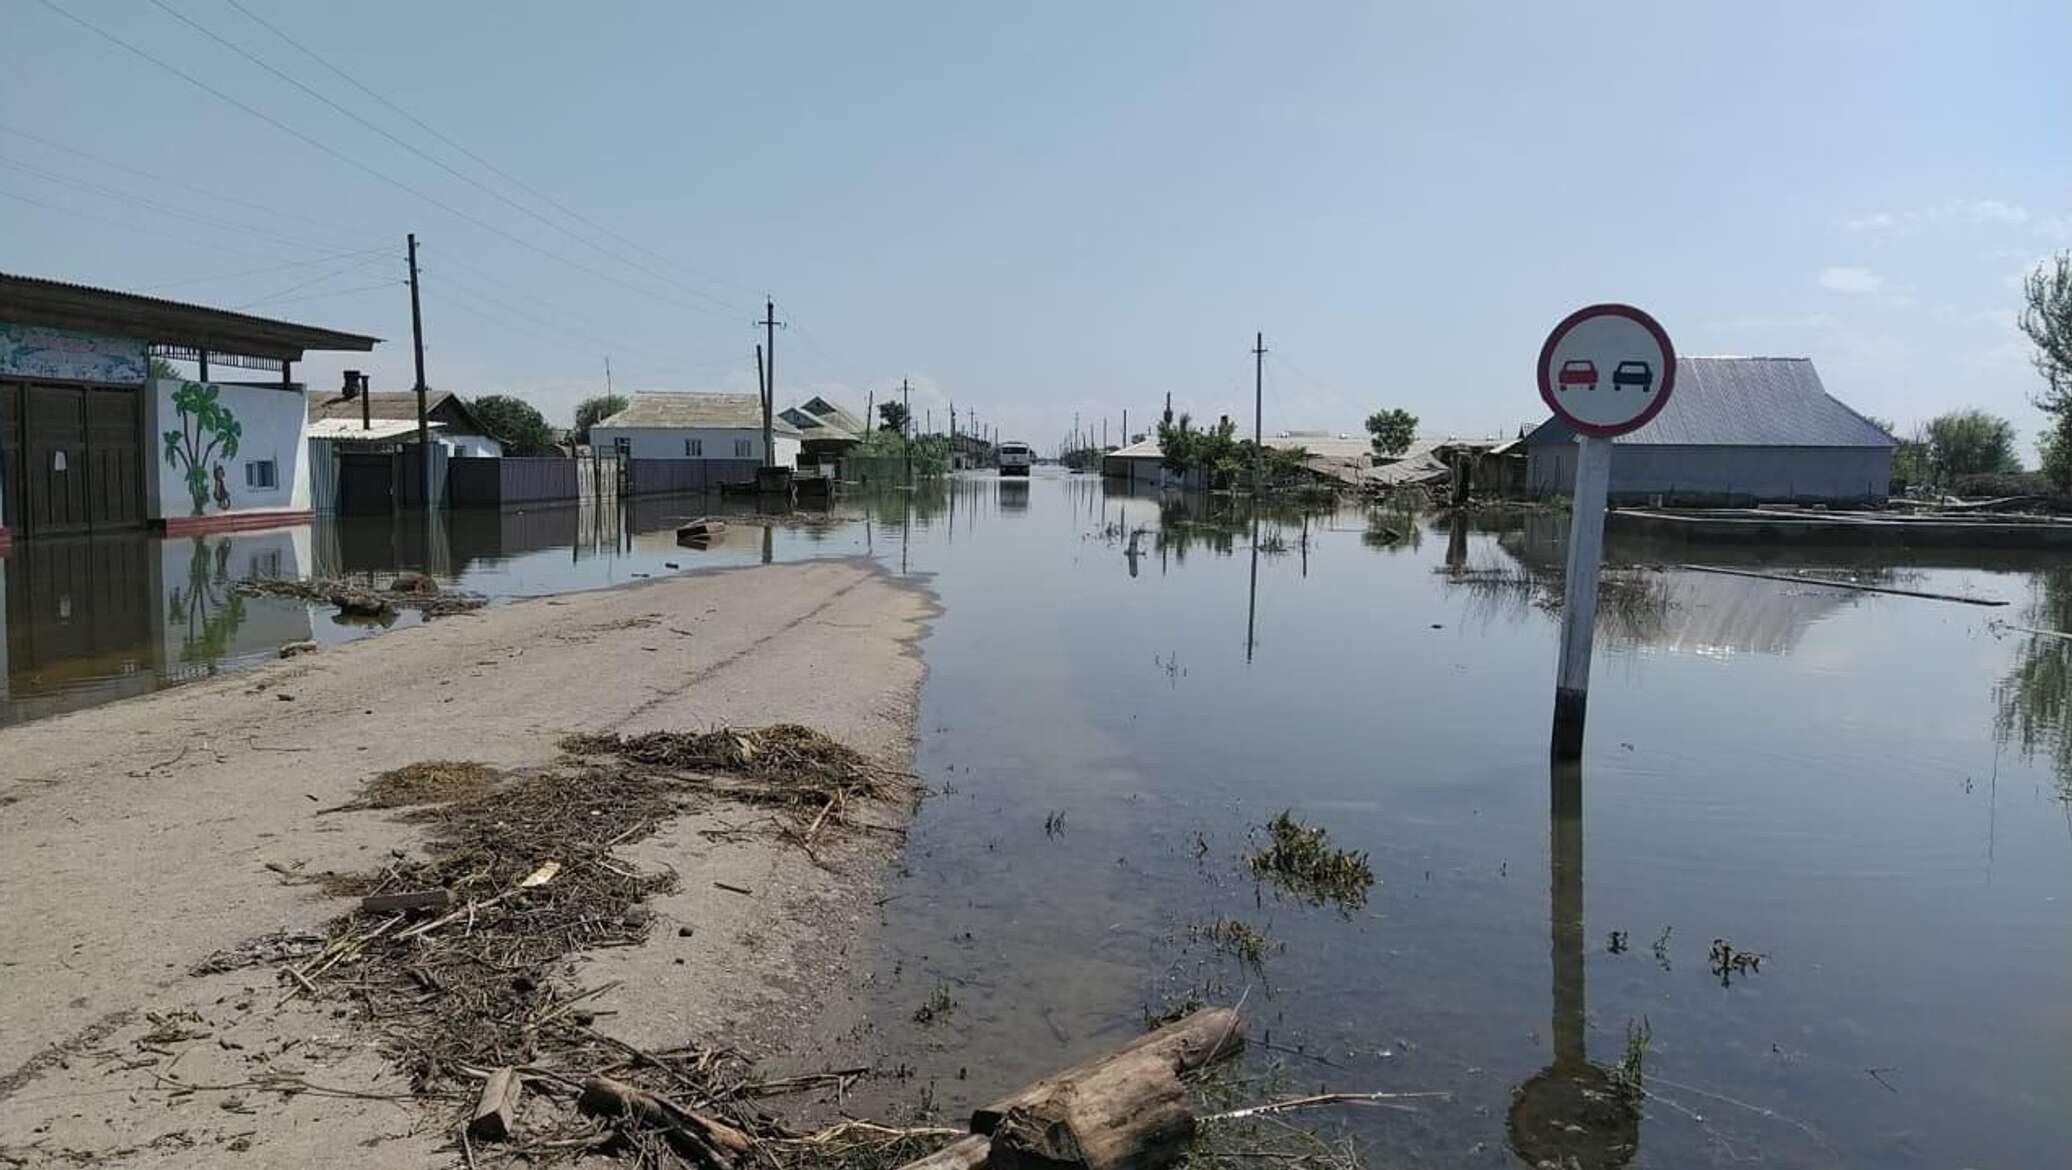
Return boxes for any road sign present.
[1536,303,1676,437]
[1540,303,1676,759]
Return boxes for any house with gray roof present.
[1524,357,1894,505]
[590,392,802,465]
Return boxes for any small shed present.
[1525,357,1894,506]
[307,389,503,457]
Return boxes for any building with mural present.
[0,271,379,548]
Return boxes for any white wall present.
[146,378,311,519]
[589,425,799,466]
[440,431,504,458]
[158,527,313,676]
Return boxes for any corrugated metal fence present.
[448,457,578,507]
[624,458,759,495]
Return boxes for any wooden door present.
[85,386,142,529]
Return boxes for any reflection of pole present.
[1552,435,1612,758]
[1245,514,1260,663]
[1446,513,1468,568]
[1550,761,1586,1069]
[761,522,773,566]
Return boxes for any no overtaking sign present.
[1537,303,1676,437]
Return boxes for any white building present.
[591,392,802,466]
[306,389,504,458]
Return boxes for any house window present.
[734,438,753,458]
[244,459,277,489]
[685,438,703,457]
[613,437,630,457]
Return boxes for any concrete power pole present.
[758,298,780,467]
[407,233,429,510]
[1252,331,1267,493]
[902,378,913,481]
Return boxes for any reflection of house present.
[307,389,503,457]
[0,271,379,546]
[591,393,801,465]
[1526,357,1895,505]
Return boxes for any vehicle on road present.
[998,441,1033,476]
[1612,359,1653,392]
[1557,359,1599,391]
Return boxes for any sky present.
[4,1,2069,454]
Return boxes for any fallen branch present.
[1205,1090,1452,1121]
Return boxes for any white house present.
[306,389,504,457]
[591,392,802,465]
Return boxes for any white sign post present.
[1537,304,1676,759]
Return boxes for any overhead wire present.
[244,279,404,311]
[142,0,743,316]
[0,120,385,245]
[0,153,363,255]
[37,0,739,322]
[0,186,355,266]
[235,251,398,309]
[219,0,760,308]
[140,247,398,292]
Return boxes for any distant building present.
[1525,357,1894,506]
[306,389,504,457]
[779,394,865,469]
[590,392,801,466]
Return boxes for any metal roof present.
[1527,357,1894,448]
[310,390,459,422]
[308,418,445,441]
[596,392,803,435]
[795,395,866,436]
[1,270,379,360]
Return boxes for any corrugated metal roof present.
[1108,436,1165,459]
[1527,357,1893,448]
[308,418,445,441]
[797,396,866,435]
[309,390,458,422]
[598,392,803,435]
[1,270,380,356]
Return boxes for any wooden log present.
[467,1067,522,1141]
[896,1133,990,1170]
[577,1075,752,1168]
[972,1008,1244,1135]
[989,1054,1193,1170]
[359,889,452,915]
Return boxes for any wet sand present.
[0,558,934,1167]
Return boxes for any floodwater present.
[3,473,2068,1167]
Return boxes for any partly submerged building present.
[0,271,378,546]
[1525,356,1893,506]
[590,392,802,465]
[306,389,504,457]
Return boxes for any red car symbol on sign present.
[1557,359,1598,392]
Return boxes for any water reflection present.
[1507,762,1639,1169]
[1994,567,2072,800]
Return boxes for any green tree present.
[1925,409,2020,477]
[1365,408,1419,458]
[1869,416,1934,487]
[470,394,558,455]
[573,394,627,445]
[2020,253,2072,417]
[2039,415,2072,492]
[876,400,910,434]
[161,380,242,515]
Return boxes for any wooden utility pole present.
[407,233,428,509]
[759,298,780,467]
[1252,331,1266,493]
[902,378,913,481]
[754,343,766,450]
[1122,408,1128,445]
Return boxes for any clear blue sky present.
[4,1,2068,452]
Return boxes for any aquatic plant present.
[1247,811,1375,910]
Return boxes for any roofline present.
[2,270,381,360]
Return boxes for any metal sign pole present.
[1552,434,1612,758]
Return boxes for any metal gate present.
[336,452,396,514]
[0,380,143,536]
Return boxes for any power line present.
[235,251,397,309]
[0,121,384,245]
[423,264,686,371]
[422,246,697,367]
[140,247,397,292]
[0,153,362,255]
[220,0,755,311]
[37,0,734,321]
[143,0,742,316]
[245,279,403,311]
[0,185,350,266]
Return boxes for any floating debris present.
[1247,811,1375,910]
[1190,917,1278,967]
[236,575,488,620]
[1709,937,1766,985]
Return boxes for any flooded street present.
[5,471,2070,1167]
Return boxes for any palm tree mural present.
[162,380,241,515]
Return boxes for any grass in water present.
[1248,811,1375,910]
[1190,917,1279,968]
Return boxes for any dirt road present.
[0,558,934,1167]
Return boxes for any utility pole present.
[1123,408,1128,445]
[407,233,429,509]
[1252,331,1267,493]
[605,355,613,399]
[902,378,913,481]
[758,298,781,467]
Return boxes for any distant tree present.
[470,394,558,455]
[1869,416,1934,487]
[877,400,910,434]
[573,394,627,445]
[1926,409,2020,478]
[2040,416,2072,492]
[1365,408,1419,459]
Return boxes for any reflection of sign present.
[0,323,147,385]
[51,451,66,472]
[1536,304,1676,437]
